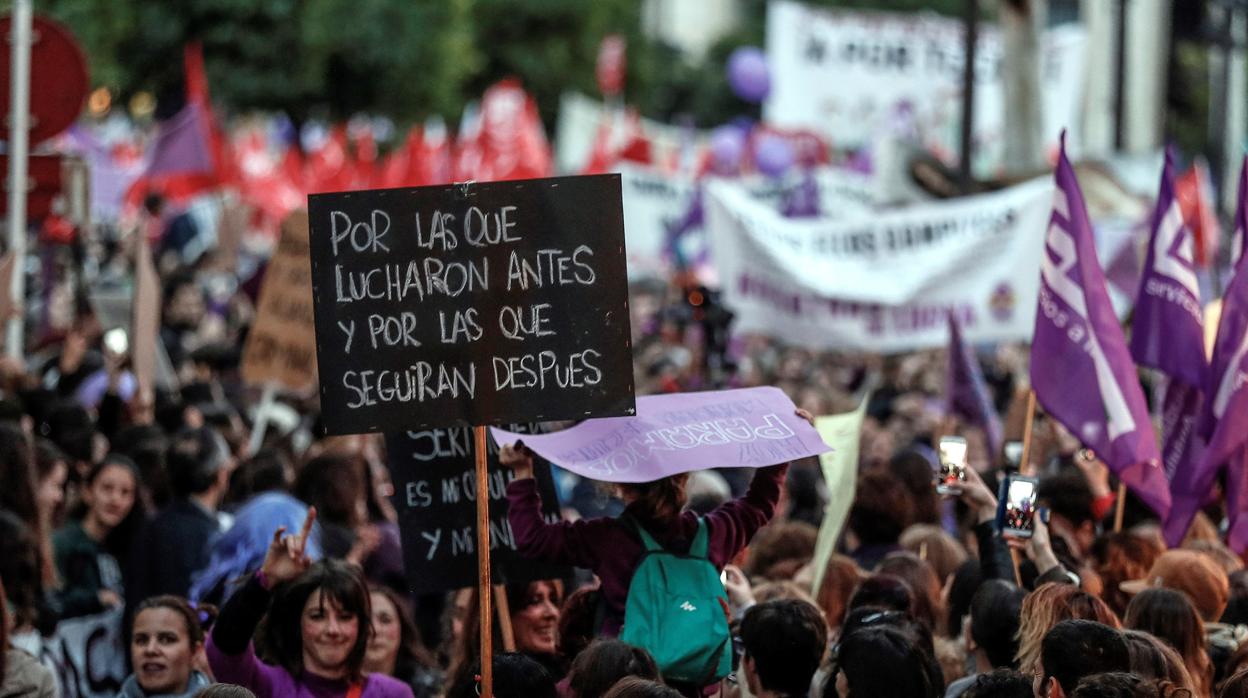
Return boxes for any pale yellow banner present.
[811,398,869,596]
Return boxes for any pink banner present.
[491,387,830,483]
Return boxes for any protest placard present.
[308,175,636,436]
[811,398,868,596]
[40,607,126,698]
[241,210,318,392]
[385,423,568,593]
[491,386,830,483]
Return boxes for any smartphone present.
[103,327,128,355]
[1003,440,1024,471]
[997,473,1040,538]
[935,436,968,495]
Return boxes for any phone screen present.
[104,328,128,355]
[936,437,967,494]
[1001,476,1039,537]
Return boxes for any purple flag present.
[1130,149,1207,389]
[1208,259,1248,550]
[1031,136,1169,517]
[490,386,830,483]
[145,102,215,179]
[946,313,1004,456]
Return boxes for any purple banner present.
[1030,134,1169,518]
[490,386,830,483]
[946,313,1004,457]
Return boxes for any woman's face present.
[511,581,561,656]
[131,607,197,695]
[84,464,136,531]
[37,460,67,517]
[365,591,402,673]
[301,589,360,678]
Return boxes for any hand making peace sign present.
[260,506,317,587]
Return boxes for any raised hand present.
[261,507,316,587]
[499,442,535,479]
[794,408,816,428]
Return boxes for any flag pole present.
[474,425,494,698]
[1113,482,1127,532]
[1019,390,1037,476]
[5,0,31,360]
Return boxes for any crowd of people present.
[1,193,1246,698]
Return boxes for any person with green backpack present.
[500,409,814,693]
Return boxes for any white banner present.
[705,177,1052,352]
[621,163,876,279]
[40,608,127,698]
[765,1,1086,175]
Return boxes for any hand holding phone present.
[996,473,1039,538]
[935,436,968,495]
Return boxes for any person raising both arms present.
[205,508,414,698]
[497,408,816,639]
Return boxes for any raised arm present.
[501,442,607,569]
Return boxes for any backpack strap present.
[689,518,710,559]
[623,514,664,553]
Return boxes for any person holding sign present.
[498,408,815,688]
[205,509,414,698]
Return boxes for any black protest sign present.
[385,424,568,593]
[308,175,636,435]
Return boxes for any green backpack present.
[619,517,732,685]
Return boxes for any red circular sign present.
[0,14,89,145]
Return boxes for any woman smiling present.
[205,509,413,698]
[119,595,213,698]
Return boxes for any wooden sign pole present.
[494,583,516,652]
[1019,390,1037,476]
[473,425,494,698]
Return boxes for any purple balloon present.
[727,47,770,103]
[709,126,745,174]
[754,134,794,177]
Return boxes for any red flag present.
[581,118,617,175]
[1175,161,1221,268]
[306,127,352,193]
[411,118,452,186]
[596,35,626,97]
[455,80,551,182]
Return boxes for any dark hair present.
[0,422,39,528]
[558,586,603,663]
[1070,672,1159,698]
[0,576,8,686]
[1222,668,1248,698]
[368,585,437,679]
[79,455,146,563]
[167,427,230,498]
[568,640,660,698]
[294,454,367,528]
[947,559,983,637]
[848,573,915,616]
[886,450,941,525]
[1040,620,1131,696]
[875,553,942,632]
[600,677,682,698]
[960,668,1033,698]
[0,512,41,629]
[227,448,291,505]
[970,580,1026,669]
[34,437,67,482]
[618,474,689,525]
[194,685,256,698]
[740,599,828,696]
[1038,470,1095,526]
[133,595,218,647]
[833,625,943,698]
[1125,588,1211,696]
[1222,569,1248,626]
[446,653,556,698]
[1121,630,1197,694]
[259,559,372,681]
[848,470,914,545]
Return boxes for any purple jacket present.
[206,575,413,698]
[506,463,789,635]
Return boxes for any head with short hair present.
[835,625,943,698]
[739,599,828,697]
[848,470,915,545]
[567,640,659,698]
[1069,672,1161,698]
[1120,629,1197,695]
[745,520,818,580]
[848,573,915,617]
[167,426,231,499]
[960,668,1033,698]
[1039,620,1131,697]
[1092,531,1165,617]
[259,559,372,681]
[1124,588,1212,696]
[970,580,1026,669]
[1017,583,1121,675]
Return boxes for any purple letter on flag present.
[1030,135,1169,517]
[946,313,1003,457]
